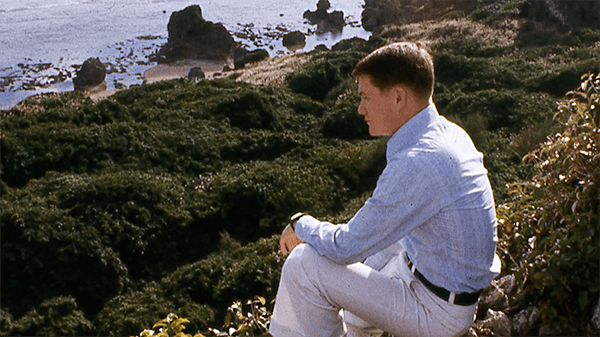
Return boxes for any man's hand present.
[279,224,303,254]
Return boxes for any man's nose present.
[358,102,366,116]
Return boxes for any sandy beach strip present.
[87,58,233,102]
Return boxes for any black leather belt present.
[407,258,481,306]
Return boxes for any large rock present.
[157,5,235,62]
[303,0,345,32]
[361,0,479,32]
[521,0,600,31]
[282,31,306,48]
[188,67,205,80]
[477,309,511,336]
[73,58,106,89]
[511,306,541,336]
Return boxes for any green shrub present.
[1,184,129,316]
[525,58,600,97]
[320,84,370,140]
[192,159,350,241]
[220,129,312,163]
[0,116,225,187]
[287,51,367,101]
[10,296,94,337]
[160,237,283,323]
[469,0,526,24]
[498,73,599,333]
[212,89,279,130]
[434,37,513,58]
[434,53,522,92]
[96,283,214,337]
[440,89,556,132]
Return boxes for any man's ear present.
[394,86,407,107]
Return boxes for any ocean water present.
[0,0,370,109]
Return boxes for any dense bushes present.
[320,82,371,140]
[439,89,556,132]
[497,73,599,333]
[94,238,282,337]
[0,70,385,335]
[1,180,130,316]
[434,52,523,92]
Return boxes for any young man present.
[269,42,500,337]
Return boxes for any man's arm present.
[293,157,445,265]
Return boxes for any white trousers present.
[269,244,477,337]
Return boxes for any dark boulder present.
[303,0,345,32]
[361,0,480,32]
[188,67,205,80]
[521,0,600,31]
[283,31,306,48]
[304,0,330,23]
[73,58,106,89]
[157,5,235,62]
[331,37,368,52]
[234,48,270,69]
[314,44,330,52]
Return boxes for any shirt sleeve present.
[294,152,448,265]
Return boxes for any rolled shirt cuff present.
[293,214,319,242]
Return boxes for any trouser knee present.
[280,243,322,284]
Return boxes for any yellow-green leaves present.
[218,296,271,337]
[498,73,599,323]
[134,313,205,337]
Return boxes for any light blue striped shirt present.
[295,104,500,293]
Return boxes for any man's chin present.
[370,130,391,137]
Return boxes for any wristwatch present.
[289,212,306,231]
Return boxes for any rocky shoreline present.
[0,1,368,110]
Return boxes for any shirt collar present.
[386,103,438,156]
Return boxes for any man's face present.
[357,75,400,136]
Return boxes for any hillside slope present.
[1,1,599,335]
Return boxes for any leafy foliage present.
[498,73,599,331]
[320,82,371,140]
[433,52,522,93]
[209,297,271,337]
[134,313,205,337]
[160,237,283,323]
[286,50,367,101]
[95,282,215,337]
[7,296,95,337]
